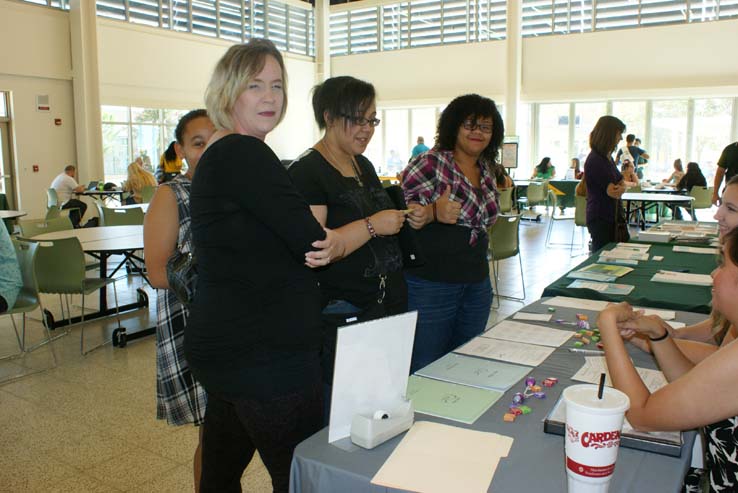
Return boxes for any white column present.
[504,0,522,139]
[69,0,104,182]
[315,0,331,83]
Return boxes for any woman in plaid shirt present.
[401,94,504,372]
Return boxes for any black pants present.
[200,385,323,493]
[62,199,87,227]
[587,219,615,253]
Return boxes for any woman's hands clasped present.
[369,209,406,236]
[305,228,347,268]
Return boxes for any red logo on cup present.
[580,430,621,449]
[566,424,580,444]
[567,457,616,478]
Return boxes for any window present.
[573,102,607,162]
[692,98,733,183]
[537,103,570,174]
[650,100,688,179]
[410,108,438,152]
[384,109,410,174]
[101,105,187,184]
[611,101,646,146]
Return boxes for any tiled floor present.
[0,210,608,492]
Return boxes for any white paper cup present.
[563,384,630,493]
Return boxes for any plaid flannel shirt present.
[401,148,499,246]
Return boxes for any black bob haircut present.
[435,94,504,164]
[312,76,376,130]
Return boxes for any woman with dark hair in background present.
[673,161,707,220]
[185,40,345,492]
[144,108,216,490]
[531,156,555,179]
[584,115,627,252]
[157,141,184,184]
[288,76,407,413]
[401,93,502,372]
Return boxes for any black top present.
[405,222,489,283]
[718,142,738,181]
[288,149,403,308]
[185,134,326,399]
[676,172,707,191]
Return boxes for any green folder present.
[406,376,504,425]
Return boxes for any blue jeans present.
[405,274,492,373]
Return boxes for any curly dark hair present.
[311,76,376,130]
[435,94,504,164]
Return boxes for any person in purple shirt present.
[584,116,627,252]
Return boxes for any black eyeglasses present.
[462,120,493,134]
[341,114,381,127]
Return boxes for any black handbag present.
[166,226,197,307]
[383,185,426,267]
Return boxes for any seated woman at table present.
[662,159,684,186]
[0,224,22,313]
[122,160,157,204]
[401,94,502,372]
[672,161,707,220]
[156,141,183,184]
[566,157,583,180]
[620,159,639,188]
[599,227,738,491]
[144,108,215,490]
[185,39,345,493]
[584,115,627,251]
[288,75,407,411]
[493,163,514,189]
[531,157,555,180]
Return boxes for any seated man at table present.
[50,165,87,227]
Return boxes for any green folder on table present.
[406,376,503,425]
[567,263,634,282]
[415,353,530,392]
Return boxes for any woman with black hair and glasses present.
[289,76,407,411]
[401,94,503,372]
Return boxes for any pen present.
[569,348,605,355]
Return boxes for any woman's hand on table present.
[369,210,406,236]
[618,313,671,341]
[305,228,346,267]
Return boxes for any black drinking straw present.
[598,373,606,400]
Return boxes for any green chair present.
[34,237,124,355]
[18,216,73,238]
[689,186,713,220]
[545,192,575,247]
[46,188,78,221]
[498,188,513,214]
[1,239,59,381]
[140,185,156,204]
[570,195,589,257]
[488,214,525,307]
[101,207,144,226]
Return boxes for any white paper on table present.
[572,356,668,393]
[483,320,573,348]
[667,321,686,329]
[328,311,417,443]
[616,242,651,251]
[636,307,676,320]
[543,296,609,311]
[673,245,719,255]
[513,312,553,322]
[600,249,650,261]
[455,336,556,367]
[371,421,513,493]
[652,270,713,287]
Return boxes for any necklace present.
[319,140,363,188]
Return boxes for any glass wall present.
[651,100,688,180]
[101,105,187,184]
[537,103,570,175]
[693,98,733,184]
[573,102,607,163]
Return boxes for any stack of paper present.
[567,263,634,282]
[405,376,503,424]
[651,270,713,286]
[542,296,677,320]
[672,245,719,255]
[415,353,531,392]
[572,356,668,393]
[600,248,650,261]
[371,421,513,493]
[638,230,673,243]
[455,336,556,367]
[483,320,574,347]
[567,279,635,295]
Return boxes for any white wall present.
[97,19,318,160]
[0,0,77,219]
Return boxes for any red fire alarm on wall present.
[54,118,62,126]
[32,164,39,172]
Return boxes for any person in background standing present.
[50,165,87,227]
[144,109,216,491]
[712,141,738,205]
[411,136,430,158]
[584,116,627,252]
[401,93,502,372]
[616,134,649,168]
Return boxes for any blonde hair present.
[205,39,288,131]
[124,161,156,194]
